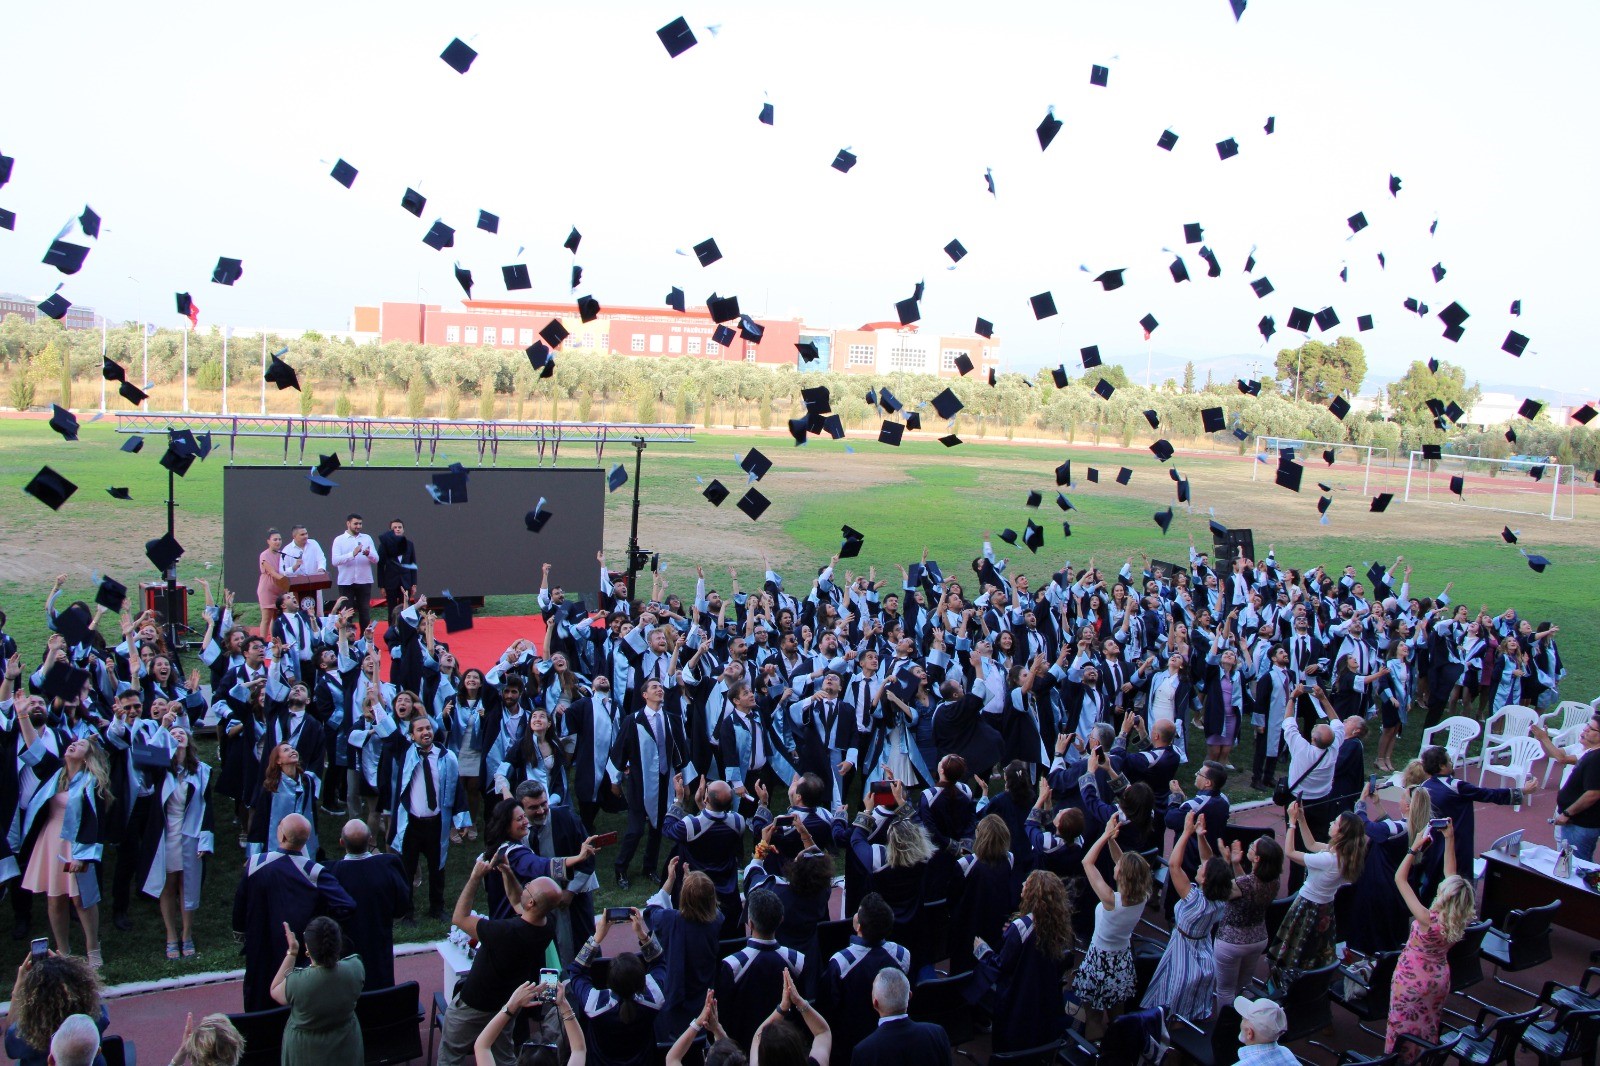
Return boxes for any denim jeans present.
[1558,823,1600,862]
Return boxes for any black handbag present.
[1273,745,1330,807]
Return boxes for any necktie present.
[651,712,668,774]
[422,752,437,810]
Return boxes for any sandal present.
[181,940,197,958]
[166,942,181,961]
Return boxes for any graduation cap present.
[946,352,974,377]
[1089,63,1109,86]
[1022,489,1042,509]
[453,265,473,298]
[561,227,582,254]
[439,596,475,633]
[878,388,903,413]
[665,286,686,312]
[1315,306,1340,331]
[144,531,184,571]
[1237,379,1260,397]
[1370,493,1393,513]
[1328,395,1350,420]
[421,220,455,251]
[787,415,810,446]
[1264,115,1276,134]
[759,102,774,125]
[1157,128,1179,151]
[839,525,865,558]
[1347,212,1368,234]
[1093,269,1126,291]
[1421,443,1443,461]
[0,208,13,231]
[930,388,964,419]
[602,464,627,494]
[328,158,358,188]
[43,239,90,275]
[939,434,962,447]
[997,528,1018,545]
[1287,308,1313,332]
[1198,246,1221,277]
[944,239,967,264]
[708,294,740,322]
[1444,400,1464,424]
[1056,492,1074,511]
[1317,496,1333,516]
[822,414,845,440]
[1448,475,1465,497]
[831,149,857,173]
[1115,467,1132,486]
[895,297,920,325]
[101,356,126,383]
[524,342,552,374]
[1502,331,1529,357]
[1086,467,1100,484]
[1574,404,1598,426]
[49,404,79,441]
[265,350,300,391]
[106,486,131,501]
[693,238,722,267]
[1037,108,1063,150]
[540,319,569,348]
[1176,479,1191,504]
[503,264,532,290]
[76,205,101,239]
[576,296,601,324]
[428,464,470,504]
[713,324,735,346]
[1517,398,1543,421]
[1505,427,1518,444]
[1317,448,1335,466]
[440,37,477,73]
[878,420,904,447]
[0,152,12,188]
[1055,460,1072,487]
[24,466,76,510]
[1150,439,1174,462]
[1404,297,1428,316]
[740,448,773,481]
[1432,263,1447,283]
[35,294,70,321]
[1501,526,1519,545]
[1247,277,1275,299]
[1216,137,1240,160]
[1169,257,1190,284]
[657,16,697,57]
[1049,365,1069,389]
[399,187,427,217]
[39,661,91,702]
[1093,379,1115,401]
[736,487,770,521]
[1356,314,1374,332]
[974,317,994,340]
[1275,461,1303,492]
[1258,315,1276,342]
[1022,520,1044,553]
[118,380,148,406]
[120,435,144,454]
[1232,427,1249,441]
[702,479,729,506]
[307,471,337,496]
[1139,313,1159,335]
[1080,345,1102,368]
[475,210,499,233]
[1525,553,1551,574]
[801,385,831,413]
[1529,464,1546,482]
[1154,507,1174,534]
[797,341,820,363]
[89,575,127,613]
[1030,291,1057,319]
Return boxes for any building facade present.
[0,293,102,331]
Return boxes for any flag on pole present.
[144,322,158,337]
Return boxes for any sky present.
[2,0,1596,397]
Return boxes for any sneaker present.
[615,872,631,891]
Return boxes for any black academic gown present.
[231,849,356,1011]
[932,693,1003,778]
[328,852,410,991]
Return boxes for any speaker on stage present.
[1212,528,1256,563]
[141,582,193,636]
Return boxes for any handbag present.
[1273,744,1330,807]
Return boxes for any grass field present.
[2,414,1597,985]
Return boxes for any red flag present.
[186,301,200,329]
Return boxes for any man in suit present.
[260,681,328,784]
[850,966,952,1066]
[515,779,598,965]
[386,714,470,921]
[328,818,409,990]
[608,677,694,889]
[563,675,620,832]
[1330,716,1369,815]
[376,518,418,623]
[231,813,356,1011]
[1117,715,1182,800]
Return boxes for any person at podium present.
[281,525,329,617]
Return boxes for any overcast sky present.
[2,0,1594,395]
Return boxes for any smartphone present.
[1368,773,1380,792]
[591,831,619,848]
[1428,817,1449,830]
[29,938,48,960]
[539,967,560,988]
[775,813,798,826]
[604,906,632,924]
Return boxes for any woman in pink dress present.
[1386,819,1476,1062]
[257,529,289,637]
[14,735,115,967]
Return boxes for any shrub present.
[8,374,35,411]
[335,390,352,417]
[299,383,315,416]
[373,384,387,418]
[444,384,461,420]
[407,375,427,419]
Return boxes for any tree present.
[1182,361,1196,392]
[299,383,315,416]
[1274,337,1367,403]
[373,384,386,418]
[407,374,427,419]
[58,347,72,407]
[478,375,496,421]
[1384,359,1481,430]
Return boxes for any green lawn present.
[1,416,1596,984]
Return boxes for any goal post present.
[1250,436,1389,496]
[1403,451,1576,521]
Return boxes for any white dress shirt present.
[331,532,378,584]
[407,747,441,818]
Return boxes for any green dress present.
[282,956,366,1066]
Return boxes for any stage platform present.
[370,613,547,679]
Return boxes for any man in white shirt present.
[330,513,379,634]
[1282,682,1340,891]
[280,524,329,616]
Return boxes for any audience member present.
[976,869,1075,1052]
[472,981,586,1066]
[4,953,106,1066]
[815,893,909,1053]
[1269,803,1367,993]
[274,915,364,1066]
[327,818,409,990]
[1385,823,1475,1063]
[1230,996,1297,1066]
[849,967,949,1066]
[568,907,669,1066]
[716,888,804,1051]
[646,859,724,1040]
[167,1013,244,1066]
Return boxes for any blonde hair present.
[62,740,114,806]
[974,814,1011,865]
[1405,787,1434,848]
[1430,875,1476,944]
[180,1013,244,1066]
[885,817,933,868]
[1400,759,1428,790]
[1114,851,1152,907]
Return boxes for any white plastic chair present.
[1478,735,1542,810]
[1478,705,1538,783]
[1541,700,1592,736]
[1420,716,1480,767]
[1542,722,1586,788]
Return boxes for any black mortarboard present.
[878,388,902,413]
[1425,398,1445,419]
[1201,407,1226,433]
[831,149,857,173]
[1093,269,1125,291]
[477,210,499,233]
[797,341,820,363]
[1347,212,1368,234]
[1143,409,1160,429]
[1150,439,1174,462]
[1086,467,1100,484]
[1176,479,1191,504]
[428,464,470,504]
[400,188,426,216]
[24,466,76,510]
[1320,448,1335,465]
[1169,257,1190,283]
[1139,313,1159,334]
[577,295,601,323]
[503,264,532,290]
[822,414,845,439]
[759,102,774,125]
[1158,128,1179,150]
[895,296,920,325]
[540,319,569,348]
[422,220,455,251]
[1047,365,1067,389]
[101,356,125,382]
[1024,489,1042,509]
[1529,464,1546,482]
[1115,467,1132,486]
[974,317,994,339]
[440,37,477,73]
[1432,262,1447,283]
[708,294,740,322]
[1517,398,1542,420]
[1506,427,1518,444]
[1421,443,1442,461]
[1525,554,1551,573]
[1056,492,1074,511]
[998,528,1018,545]
[1509,298,1523,316]
[801,385,831,413]
[713,325,735,346]
[839,525,865,559]
[329,158,358,188]
[1275,461,1303,492]
[106,487,131,501]
[1258,315,1276,342]
[1506,522,1525,544]
[1448,475,1465,496]
[1176,223,1202,247]
[657,16,697,57]
[740,448,772,480]
[665,287,686,312]
[1206,519,1228,542]
[118,381,147,406]
[607,464,628,493]
[1315,306,1340,331]
[944,239,967,263]
[1154,507,1174,534]
[1089,63,1109,86]
[0,208,13,231]
[39,661,91,701]
[878,420,904,447]
[952,352,974,376]
[1328,395,1350,420]
[693,237,722,267]
[562,227,582,254]
[307,472,337,496]
[1055,460,1072,487]
[930,388,963,419]
[1030,291,1057,319]
[78,205,101,239]
[92,575,127,613]
[1238,379,1260,396]
[0,153,13,188]
[1080,345,1102,368]
[703,479,729,506]
[1357,314,1374,331]
[1319,482,1334,494]
[439,597,475,633]
[736,487,770,521]
[1216,137,1239,160]
[1287,307,1313,332]
[454,265,473,298]
[120,435,144,454]
[1502,331,1529,357]
[1037,108,1062,150]
[43,239,90,275]
[1317,496,1332,516]
[49,404,79,441]
[1264,114,1276,133]
[1369,493,1393,513]
[1573,404,1598,425]
[525,341,551,372]
[1251,277,1274,298]
[1094,379,1114,401]
[145,531,184,571]
[1198,246,1221,277]
[787,416,810,446]
[1023,520,1044,553]
[1445,400,1464,423]
[939,434,961,447]
[265,351,300,391]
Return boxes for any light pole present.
[622,437,649,602]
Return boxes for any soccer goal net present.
[1403,451,1577,520]
[1250,437,1392,496]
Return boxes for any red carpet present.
[369,614,547,679]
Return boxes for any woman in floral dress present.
[1386,820,1476,1062]
[1142,812,1234,1020]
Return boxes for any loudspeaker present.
[140,582,192,634]
[1212,527,1255,563]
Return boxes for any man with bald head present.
[329,818,410,990]
[1281,683,1343,891]
[232,813,356,1010]
[664,774,765,934]
[439,863,564,1066]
